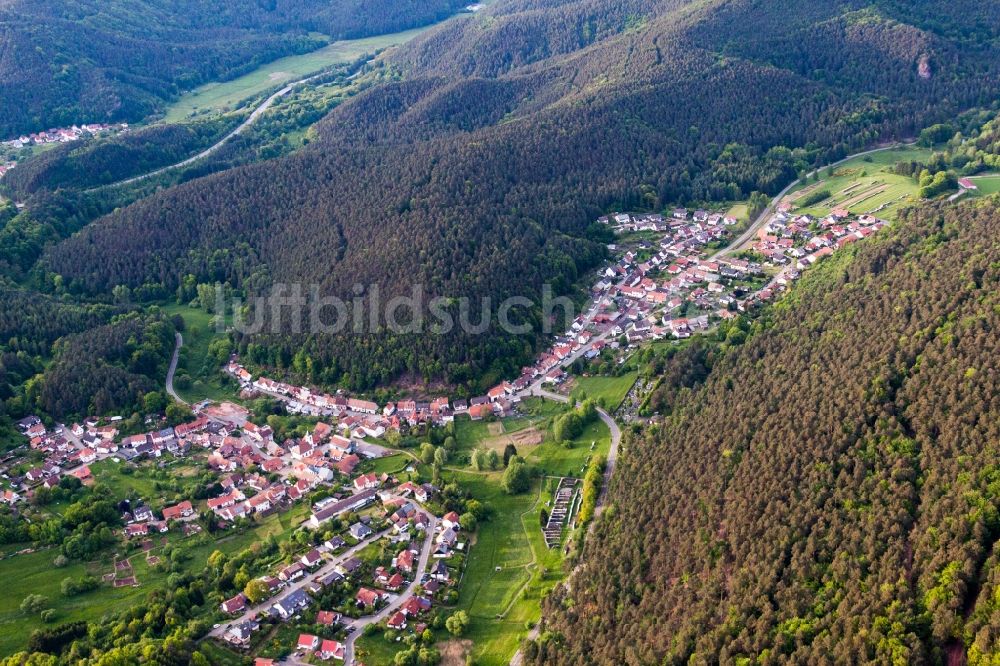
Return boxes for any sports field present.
[163,26,432,122]
[784,145,933,221]
[968,174,1000,195]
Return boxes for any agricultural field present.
[783,145,933,221]
[162,25,433,122]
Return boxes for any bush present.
[798,189,831,207]
[21,594,49,614]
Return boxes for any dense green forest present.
[0,286,123,426]
[33,313,176,419]
[0,0,467,136]
[37,0,1000,390]
[0,288,174,424]
[528,198,1000,664]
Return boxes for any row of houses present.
[225,362,461,435]
[1,123,128,150]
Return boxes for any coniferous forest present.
[0,0,999,663]
[529,199,1000,664]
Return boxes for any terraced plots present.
[784,145,933,221]
[542,478,579,548]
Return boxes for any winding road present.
[710,141,917,260]
[166,331,186,406]
[94,69,359,192]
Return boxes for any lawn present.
[162,303,238,404]
[88,458,162,501]
[784,145,933,221]
[447,471,539,666]
[572,372,637,410]
[197,640,249,665]
[355,631,407,665]
[528,417,611,478]
[163,26,433,122]
[442,443,602,666]
[364,453,412,476]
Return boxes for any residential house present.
[387,611,407,630]
[297,634,320,652]
[221,593,247,614]
[161,500,193,521]
[316,610,341,627]
[317,639,345,661]
[301,549,323,568]
[350,522,373,540]
[355,587,383,609]
[273,589,310,619]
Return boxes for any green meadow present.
[163,26,433,122]
[161,303,237,404]
[0,504,307,655]
[572,372,637,410]
[968,174,1000,196]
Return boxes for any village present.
[0,175,896,665]
[0,122,131,178]
[4,406,468,664]
[563,202,889,347]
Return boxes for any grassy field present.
[365,453,412,475]
[969,174,1000,196]
[528,417,611,478]
[726,202,749,221]
[162,303,238,404]
[163,26,432,122]
[432,401,611,665]
[0,505,306,655]
[449,471,542,666]
[355,632,404,665]
[572,372,637,410]
[784,145,933,221]
[450,399,565,464]
[88,458,163,502]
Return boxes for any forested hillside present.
[34,313,175,419]
[0,0,466,136]
[0,118,238,197]
[39,0,1000,391]
[529,199,1000,664]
